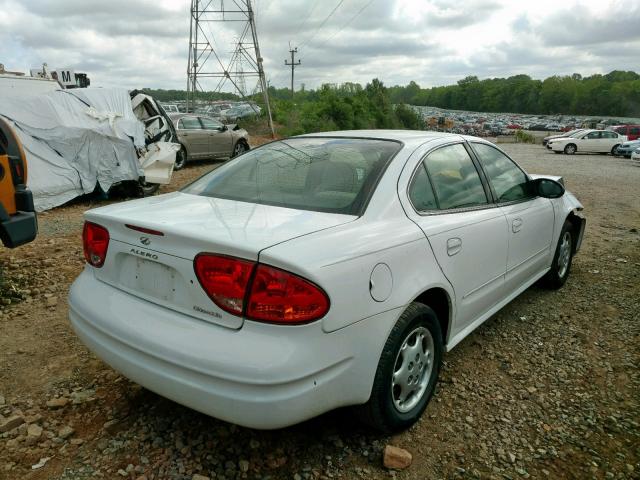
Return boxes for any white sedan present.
[69,130,586,431]
[548,129,626,155]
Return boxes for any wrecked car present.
[0,88,179,211]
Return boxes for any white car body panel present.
[69,130,585,429]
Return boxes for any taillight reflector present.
[193,254,330,324]
[247,264,330,324]
[83,222,110,268]
[194,254,254,316]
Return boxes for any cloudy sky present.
[1,0,639,92]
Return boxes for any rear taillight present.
[194,254,254,316]
[247,264,329,323]
[193,254,329,324]
[83,222,110,268]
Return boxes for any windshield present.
[568,129,585,137]
[183,137,402,215]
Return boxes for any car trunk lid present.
[85,192,355,329]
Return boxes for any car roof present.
[298,129,468,148]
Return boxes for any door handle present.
[447,237,462,256]
[512,218,523,233]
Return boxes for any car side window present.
[423,144,488,210]
[408,162,438,211]
[472,143,532,203]
[200,117,223,130]
[179,117,203,130]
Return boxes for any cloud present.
[0,0,638,91]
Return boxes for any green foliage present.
[514,129,537,144]
[269,79,423,136]
[387,71,640,116]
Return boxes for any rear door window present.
[179,117,203,130]
[423,144,488,210]
[408,163,438,211]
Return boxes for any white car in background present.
[548,129,626,155]
[69,131,586,431]
[631,147,640,161]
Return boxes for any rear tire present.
[356,303,442,432]
[174,146,187,170]
[564,144,577,155]
[542,220,574,289]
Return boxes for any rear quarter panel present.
[258,157,455,335]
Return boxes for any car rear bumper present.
[68,268,398,429]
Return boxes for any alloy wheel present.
[391,326,434,413]
[557,231,572,278]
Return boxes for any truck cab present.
[0,117,37,247]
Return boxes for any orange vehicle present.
[0,117,37,247]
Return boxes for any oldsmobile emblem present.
[139,236,151,246]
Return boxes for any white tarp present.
[0,88,147,211]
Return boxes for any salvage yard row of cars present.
[69,129,586,431]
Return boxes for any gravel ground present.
[0,143,638,480]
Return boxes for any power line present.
[322,0,376,44]
[294,1,320,36]
[299,0,346,48]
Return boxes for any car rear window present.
[182,137,402,215]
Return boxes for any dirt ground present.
[0,143,638,480]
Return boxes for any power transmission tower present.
[285,47,301,98]
[186,0,275,137]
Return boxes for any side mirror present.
[218,125,228,132]
[532,178,565,198]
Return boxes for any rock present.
[46,397,69,409]
[0,395,5,406]
[383,445,412,470]
[0,415,25,433]
[31,457,51,470]
[117,469,128,477]
[526,386,537,394]
[70,438,84,445]
[27,423,43,438]
[192,475,210,480]
[70,389,95,405]
[239,460,249,472]
[58,425,74,439]
[46,296,58,307]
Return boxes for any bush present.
[515,129,537,144]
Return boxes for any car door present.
[602,131,620,151]
[177,116,208,159]
[578,131,601,152]
[403,142,509,339]
[199,116,232,158]
[470,142,555,290]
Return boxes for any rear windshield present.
[182,137,402,215]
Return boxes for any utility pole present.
[186,0,275,137]
[285,47,301,98]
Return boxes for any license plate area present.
[120,256,177,302]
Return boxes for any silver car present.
[169,114,250,170]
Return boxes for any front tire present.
[356,303,442,432]
[564,143,577,155]
[542,220,574,289]
[611,144,620,155]
[232,140,249,158]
